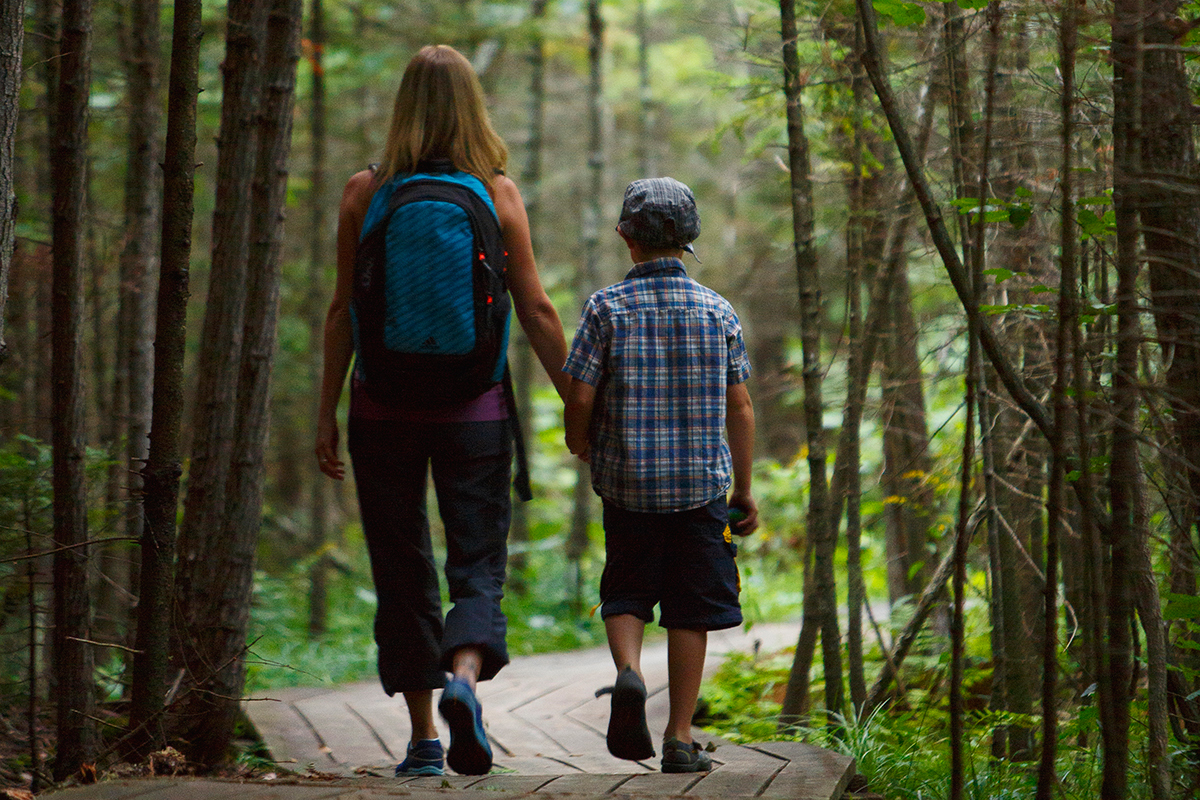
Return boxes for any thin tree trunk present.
[508,0,549,597]
[305,0,330,638]
[1134,4,1191,795]
[1107,0,1141,792]
[854,0,1050,445]
[0,0,22,365]
[1036,1,1075,794]
[126,0,201,757]
[863,530,961,716]
[842,21,867,714]
[778,0,840,727]
[117,0,161,625]
[179,0,299,765]
[635,0,653,178]
[568,0,604,604]
[50,0,96,778]
[170,0,269,761]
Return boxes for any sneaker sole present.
[440,691,492,775]
[607,673,655,761]
[396,765,444,776]
[661,760,713,774]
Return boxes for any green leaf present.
[1028,284,1056,294]
[1008,206,1032,229]
[1078,195,1112,206]
[1165,593,1200,620]
[955,0,989,8]
[873,0,927,25]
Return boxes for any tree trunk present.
[118,0,161,616]
[508,0,549,597]
[305,0,330,638]
[126,0,201,757]
[1107,0,1141,792]
[174,0,299,765]
[1038,1,1076,792]
[0,0,22,366]
[778,0,840,727]
[567,0,604,604]
[1135,2,1195,795]
[50,0,96,779]
[841,21,867,714]
[170,0,269,758]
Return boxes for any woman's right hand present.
[315,416,345,480]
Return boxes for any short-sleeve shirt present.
[563,257,751,513]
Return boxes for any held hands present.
[315,418,345,480]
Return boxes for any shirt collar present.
[625,257,687,281]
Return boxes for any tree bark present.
[174,0,299,765]
[0,0,22,366]
[1134,3,1194,796]
[508,0,549,597]
[1039,0,1076,792]
[127,0,201,757]
[1107,0,1141,792]
[305,0,330,638]
[170,0,269,760]
[117,0,161,615]
[778,0,841,727]
[50,0,96,778]
[567,0,604,605]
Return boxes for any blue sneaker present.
[395,738,444,776]
[438,678,492,775]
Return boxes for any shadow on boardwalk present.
[43,622,856,800]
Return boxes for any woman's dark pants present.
[348,416,512,696]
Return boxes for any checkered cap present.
[617,177,701,254]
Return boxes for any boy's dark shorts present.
[599,497,742,631]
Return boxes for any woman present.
[315,45,569,777]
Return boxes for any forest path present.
[44,622,856,799]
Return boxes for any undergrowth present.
[696,647,1180,799]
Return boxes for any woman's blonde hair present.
[376,45,508,186]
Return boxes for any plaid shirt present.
[564,258,752,512]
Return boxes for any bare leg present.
[605,614,646,677]
[451,646,483,689]
[664,628,707,743]
[403,690,439,743]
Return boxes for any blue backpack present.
[351,162,512,407]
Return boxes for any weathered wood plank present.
[464,774,557,793]
[289,695,387,772]
[535,773,635,794]
[619,772,704,796]
[752,741,856,800]
[686,743,785,797]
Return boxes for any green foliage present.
[0,436,121,699]
[698,643,1178,799]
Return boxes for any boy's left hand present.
[727,492,758,536]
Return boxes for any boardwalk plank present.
[619,772,704,796]
[536,773,634,794]
[465,774,557,793]
[752,741,855,800]
[685,744,783,797]
[290,695,388,771]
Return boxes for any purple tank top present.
[349,376,508,423]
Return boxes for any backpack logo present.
[351,168,511,406]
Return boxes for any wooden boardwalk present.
[43,623,856,799]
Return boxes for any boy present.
[563,177,758,773]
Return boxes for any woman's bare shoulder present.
[340,169,378,224]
